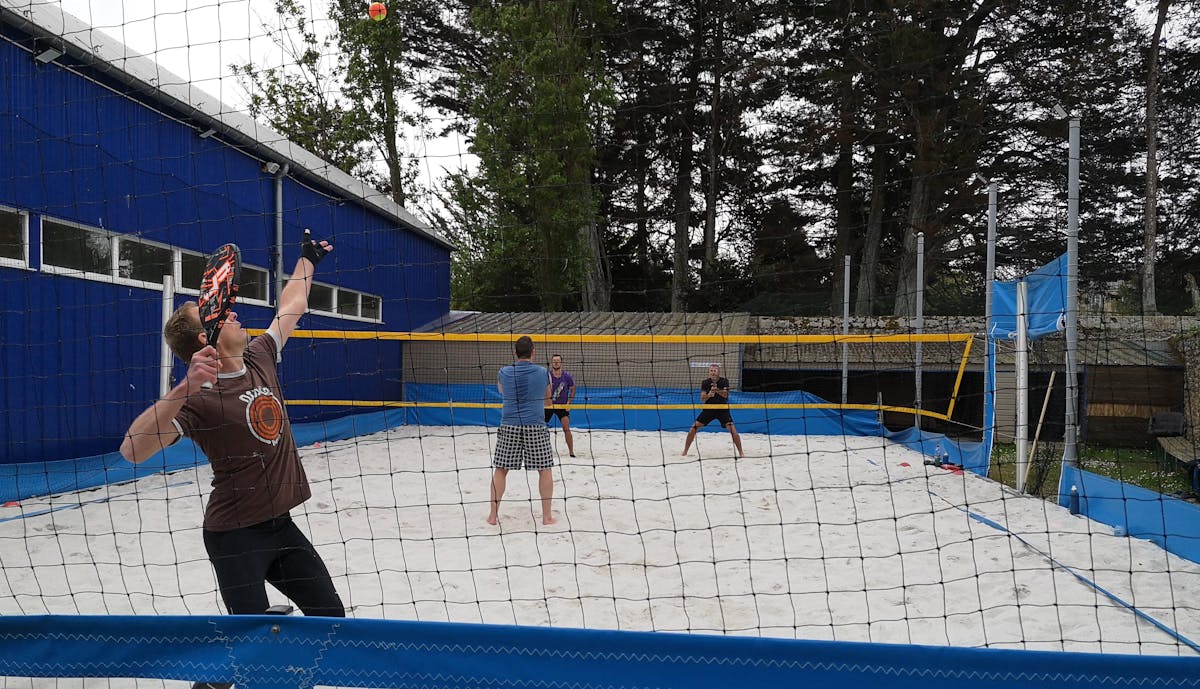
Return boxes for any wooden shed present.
[404,312,752,392]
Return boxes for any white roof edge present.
[0,0,453,251]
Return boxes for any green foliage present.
[233,0,466,205]
[991,443,1197,501]
[230,0,375,180]
[234,0,1200,315]
[445,0,613,311]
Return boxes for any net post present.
[914,232,925,427]
[1063,116,1081,469]
[1016,279,1029,493]
[984,179,998,432]
[842,255,850,405]
[160,273,174,397]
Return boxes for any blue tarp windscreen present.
[989,254,1068,340]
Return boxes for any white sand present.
[1,425,1199,685]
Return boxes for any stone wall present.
[1176,332,1200,437]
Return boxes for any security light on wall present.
[261,162,281,174]
[1052,105,1068,118]
[33,47,63,64]
[197,128,216,139]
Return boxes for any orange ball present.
[368,2,386,21]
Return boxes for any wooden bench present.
[1156,436,1200,497]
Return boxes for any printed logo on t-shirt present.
[240,386,284,445]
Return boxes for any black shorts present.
[696,407,734,427]
[202,514,345,617]
[545,408,570,423]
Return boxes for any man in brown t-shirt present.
[120,230,344,622]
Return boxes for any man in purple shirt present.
[544,354,577,457]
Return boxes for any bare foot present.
[486,514,498,525]
[542,515,558,525]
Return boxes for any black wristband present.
[301,229,330,266]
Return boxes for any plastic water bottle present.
[1068,485,1079,515]
[934,442,948,467]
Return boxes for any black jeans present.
[202,514,345,617]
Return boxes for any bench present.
[1149,412,1199,497]
[1155,435,1200,497]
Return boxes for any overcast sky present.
[53,0,470,203]
[56,0,325,106]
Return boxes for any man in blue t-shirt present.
[488,335,556,526]
[544,354,577,457]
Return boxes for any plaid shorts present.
[493,424,554,471]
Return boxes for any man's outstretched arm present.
[269,229,333,349]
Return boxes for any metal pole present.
[1016,279,1029,493]
[160,274,174,397]
[842,255,850,405]
[273,164,290,305]
[915,232,925,426]
[985,180,998,410]
[1064,118,1081,469]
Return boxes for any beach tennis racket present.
[196,243,241,389]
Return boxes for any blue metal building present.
[0,3,453,465]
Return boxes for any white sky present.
[57,0,316,106]
[53,0,471,202]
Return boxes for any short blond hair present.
[164,301,203,363]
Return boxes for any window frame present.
[309,280,383,323]
[36,215,382,323]
[0,206,30,270]
[39,216,118,283]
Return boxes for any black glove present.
[301,228,331,266]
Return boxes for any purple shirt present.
[549,371,575,405]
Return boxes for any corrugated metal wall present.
[0,36,450,464]
[404,340,740,391]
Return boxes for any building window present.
[118,237,173,283]
[180,250,207,291]
[33,219,375,319]
[361,294,381,320]
[307,282,381,321]
[176,250,269,305]
[337,289,358,316]
[42,219,111,276]
[240,265,269,302]
[0,207,27,267]
[310,283,334,312]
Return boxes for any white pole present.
[915,232,925,426]
[842,255,850,405]
[1064,117,1081,469]
[160,274,174,397]
[985,180,998,409]
[1016,279,1029,493]
[273,164,290,305]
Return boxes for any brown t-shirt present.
[172,332,310,532]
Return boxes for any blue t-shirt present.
[499,361,549,425]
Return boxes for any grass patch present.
[988,443,1197,501]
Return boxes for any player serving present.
[119,230,345,625]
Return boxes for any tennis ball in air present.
[369,2,387,21]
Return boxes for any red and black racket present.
[197,243,241,388]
